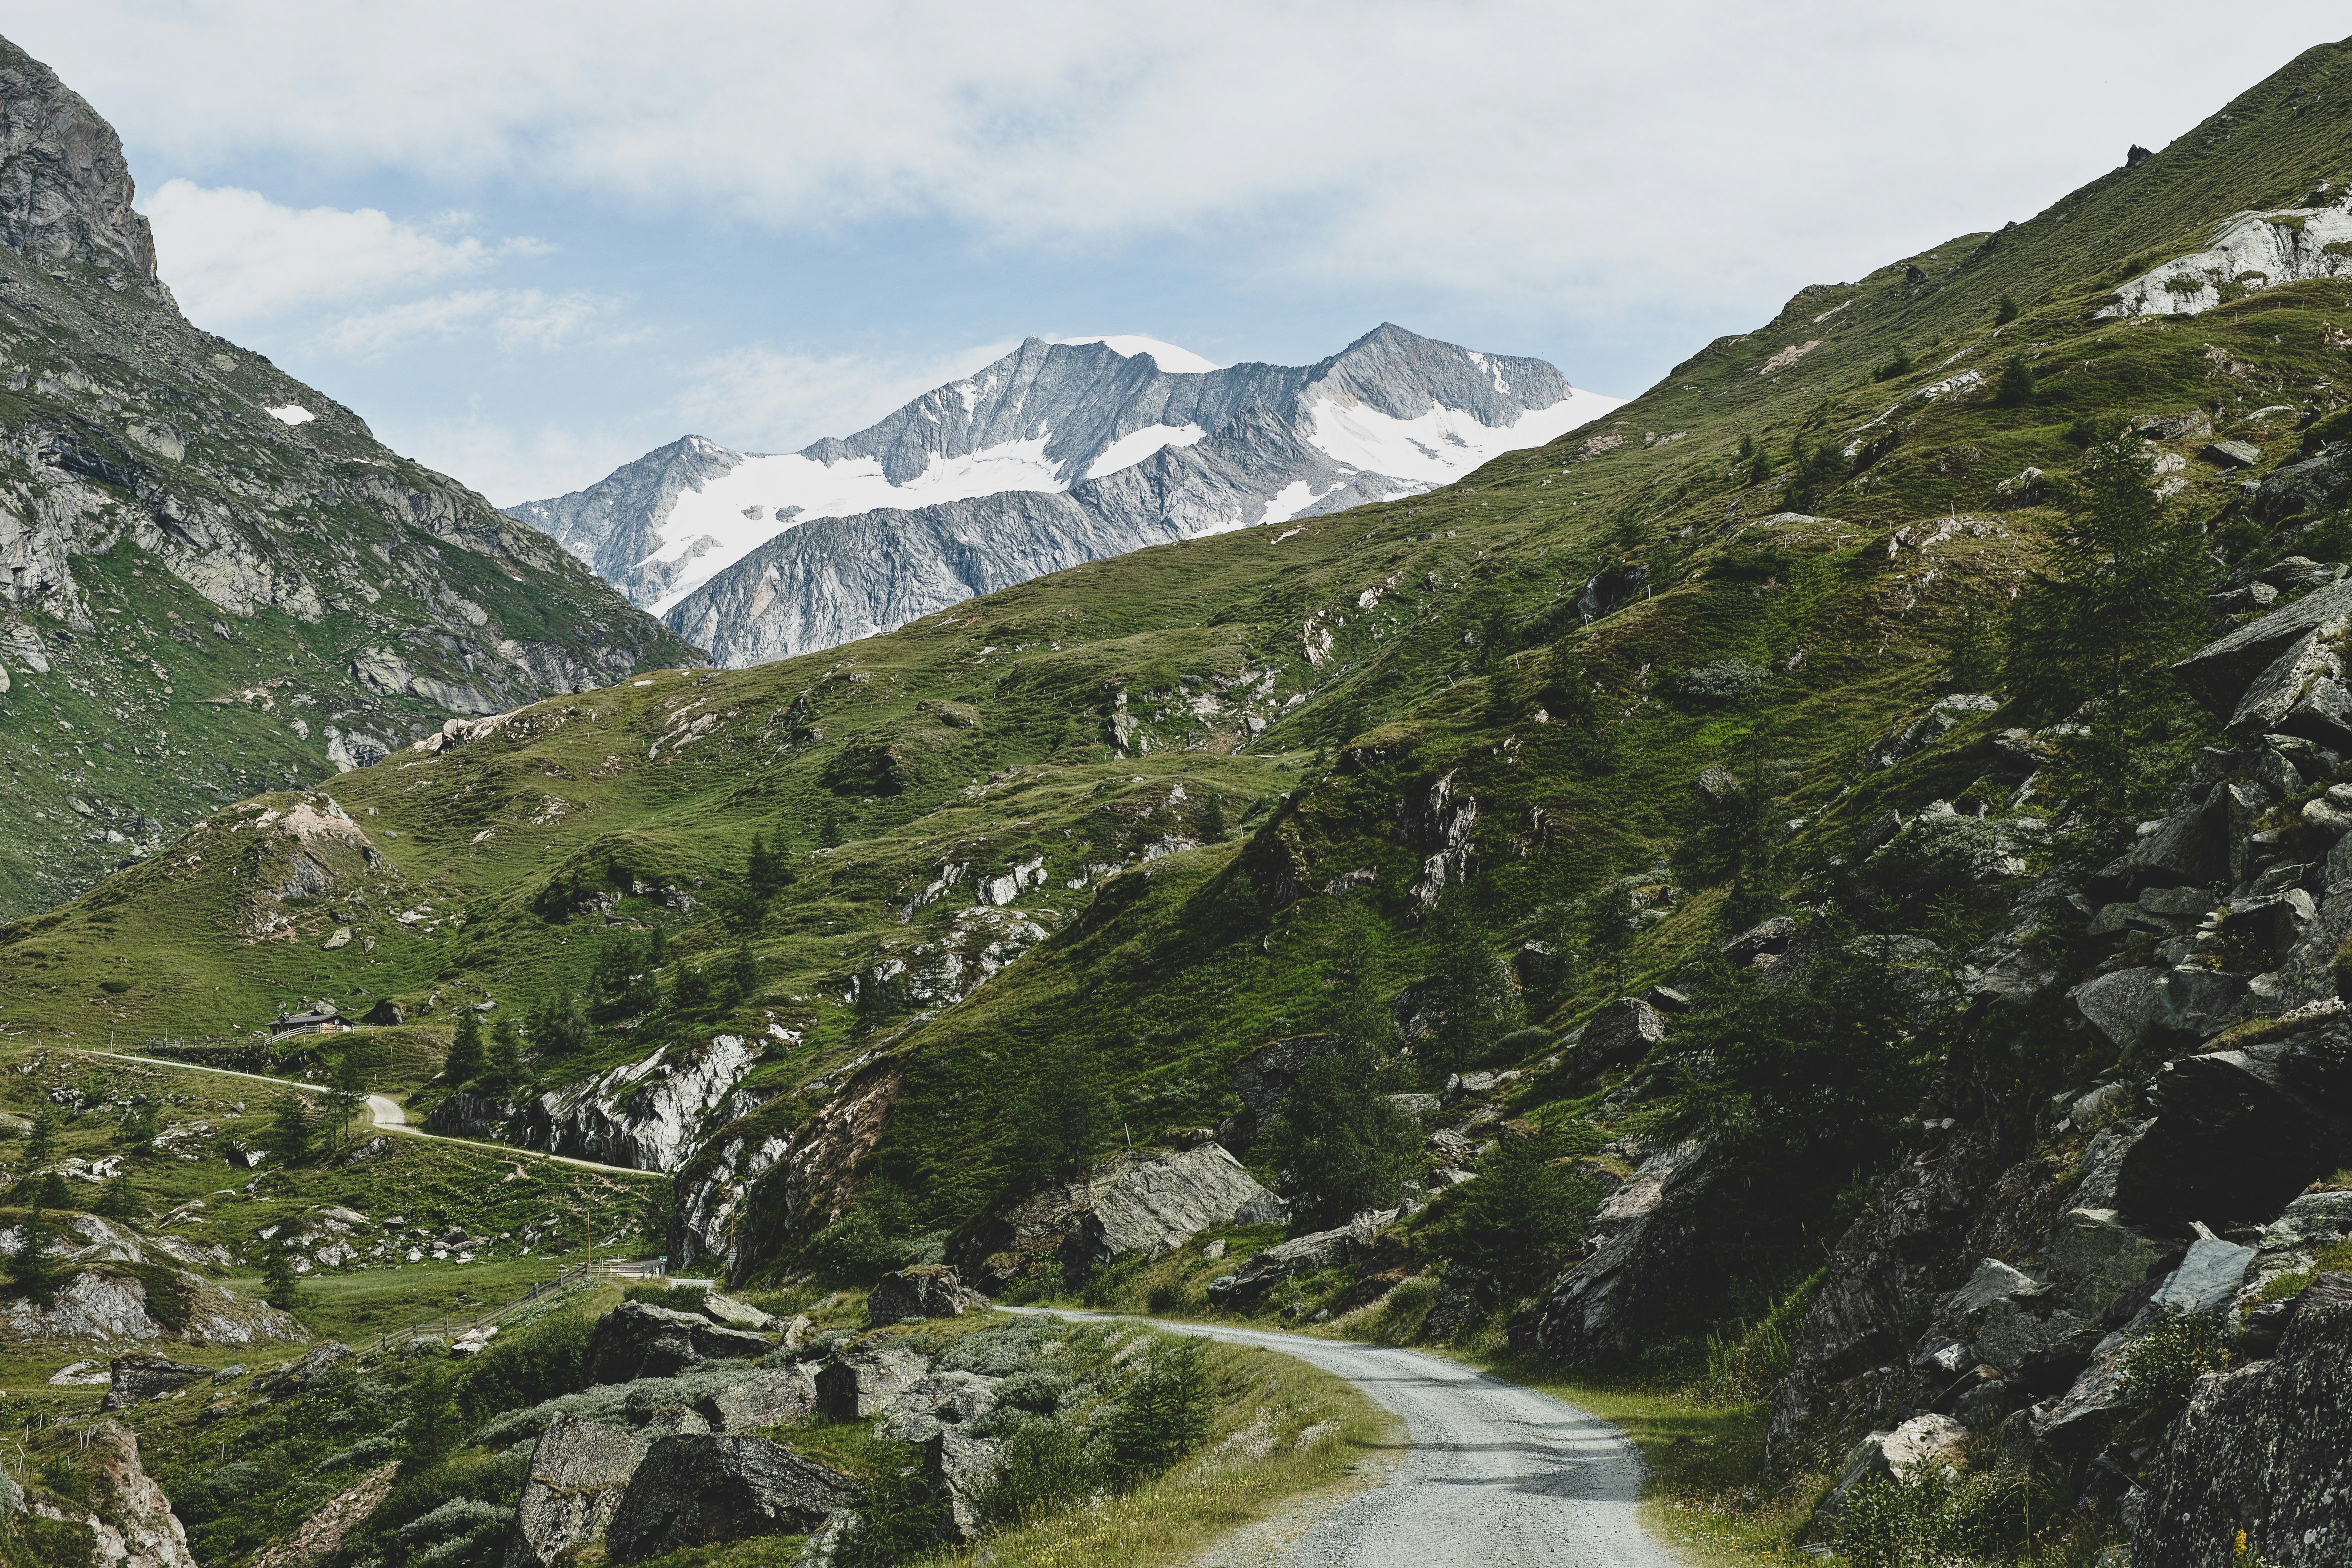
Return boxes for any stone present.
[2173,576,2352,713]
[1820,1414,1968,1520]
[102,1352,210,1410]
[1570,996,1668,1078]
[1058,1144,1280,1282]
[697,1366,820,1432]
[814,1340,932,1419]
[1511,1142,1718,1364]
[2147,1236,2256,1316]
[2129,1274,2352,1566]
[2044,1210,2168,1316]
[1720,915,1796,962]
[2254,444,2352,524]
[2201,438,2260,468]
[587,1302,772,1386]
[866,1264,984,1326]
[2227,620,2352,745]
[878,1370,1001,1446]
[2255,745,2305,798]
[2110,1046,2352,1229]
[920,1428,1003,1542]
[1207,1209,1400,1309]
[699,1292,780,1332]
[252,1460,398,1568]
[2092,788,2227,896]
[507,1414,650,1568]
[2068,968,2166,1054]
[604,1434,862,1562]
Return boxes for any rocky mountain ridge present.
[514,326,1620,666]
[0,33,700,917]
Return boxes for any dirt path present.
[1012,1309,1686,1568]
[75,1049,653,1178]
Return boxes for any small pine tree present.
[1262,1042,1416,1228]
[36,1172,72,1211]
[268,1095,315,1168]
[530,990,591,1056]
[746,831,794,896]
[1784,438,1850,514]
[1995,352,2037,408]
[327,1058,366,1156]
[1423,896,1524,1073]
[1108,1340,1215,1481]
[10,1208,57,1308]
[26,1104,54,1168]
[445,1009,485,1086]
[1996,293,2021,324]
[94,1174,140,1221]
[1736,433,1755,462]
[1197,792,1230,843]
[1748,446,1776,486]
[1006,1042,1116,1187]
[485,1015,525,1096]
[723,944,762,1010]
[261,1242,302,1310]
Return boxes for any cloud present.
[37,0,2352,324]
[668,342,1021,456]
[316,288,628,356]
[142,180,543,326]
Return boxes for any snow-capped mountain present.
[512,324,1620,667]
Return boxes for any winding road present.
[1014,1309,1685,1568]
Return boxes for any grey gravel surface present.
[1011,1309,1686,1568]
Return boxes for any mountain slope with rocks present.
[20,28,2352,1568]
[514,326,1620,666]
[0,35,700,919]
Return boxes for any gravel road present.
[1015,1310,1687,1567]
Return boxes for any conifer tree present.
[1995,352,2037,408]
[268,1095,315,1168]
[445,1008,485,1086]
[1423,896,1522,1072]
[94,1174,140,1221]
[10,1205,57,1308]
[485,1014,525,1096]
[1261,1040,1416,1227]
[1006,1042,1116,1186]
[261,1241,303,1310]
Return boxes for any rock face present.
[101,1352,208,1410]
[508,1414,651,1568]
[0,36,696,918]
[1513,1143,1720,1363]
[2100,193,2352,318]
[949,1143,1282,1290]
[604,1434,861,1562]
[516,326,1620,668]
[501,1036,762,1172]
[72,1420,196,1568]
[586,1302,771,1386]
[2131,1274,2352,1565]
[866,1264,984,1326]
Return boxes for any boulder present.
[2254,444,2352,524]
[251,1341,354,1396]
[1720,916,1796,964]
[1511,1142,1720,1364]
[1569,998,1668,1078]
[588,1303,772,1386]
[1206,1209,1398,1309]
[2090,786,2227,896]
[2226,620,2352,745]
[1221,1034,1340,1148]
[2174,576,2352,712]
[604,1434,862,1562]
[507,1414,650,1568]
[696,1365,820,1433]
[2067,966,2246,1056]
[2202,438,2260,468]
[2110,1044,2352,1228]
[814,1339,932,1419]
[2131,1273,2352,1567]
[1820,1414,1967,1522]
[102,1353,211,1410]
[920,1428,1003,1543]
[1059,1144,1280,1282]
[866,1264,984,1326]
[878,1370,1002,1444]
[698,1293,780,1332]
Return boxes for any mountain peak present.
[0,36,159,286]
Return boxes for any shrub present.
[980,1415,1098,1526]
[1996,294,2020,324]
[460,1310,594,1422]
[1995,352,2037,408]
[1107,1340,1215,1482]
[1359,1276,1438,1346]
[2116,1308,2230,1418]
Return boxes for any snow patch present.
[1086,422,1208,480]
[264,404,316,426]
[1056,335,1222,374]
[1302,384,1623,489]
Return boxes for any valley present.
[4,21,2352,1568]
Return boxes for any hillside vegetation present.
[12,30,2352,1568]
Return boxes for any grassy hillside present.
[6,34,2352,1278]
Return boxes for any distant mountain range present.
[510,326,1621,666]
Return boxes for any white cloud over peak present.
[142,180,543,326]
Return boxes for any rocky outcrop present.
[949,1143,1284,1291]
[1219,1034,1339,1150]
[866,1264,985,1326]
[1513,1143,1720,1364]
[604,1434,861,1562]
[508,1414,650,1568]
[252,1462,398,1568]
[1208,1209,1398,1310]
[0,37,696,918]
[694,1059,903,1286]
[63,1421,196,1568]
[102,1352,208,1410]
[586,1303,772,1386]
[814,1340,932,1420]
[2130,1272,2352,1565]
[509,1036,764,1172]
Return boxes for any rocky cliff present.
[0,34,700,916]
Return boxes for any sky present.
[14,3,2351,506]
